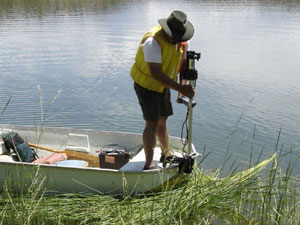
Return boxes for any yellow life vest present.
[130,25,186,93]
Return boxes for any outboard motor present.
[177,50,201,174]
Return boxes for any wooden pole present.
[28,143,99,167]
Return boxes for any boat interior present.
[0,125,184,172]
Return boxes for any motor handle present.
[177,96,196,108]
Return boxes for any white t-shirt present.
[142,37,189,63]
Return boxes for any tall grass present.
[34,86,62,144]
[0,152,299,225]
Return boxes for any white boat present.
[0,124,198,195]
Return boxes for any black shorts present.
[134,82,173,121]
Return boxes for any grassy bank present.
[0,153,299,225]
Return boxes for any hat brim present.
[158,18,194,42]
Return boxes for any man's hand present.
[146,62,195,99]
[178,85,195,99]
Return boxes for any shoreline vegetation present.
[0,150,299,224]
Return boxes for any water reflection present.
[0,0,125,16]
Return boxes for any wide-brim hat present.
[158,10,194,42]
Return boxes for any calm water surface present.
[0,0,300,174]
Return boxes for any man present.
[130,10,195,170]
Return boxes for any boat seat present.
[65,133,90,153]
[119,147,162,172]
[55,160,88,167]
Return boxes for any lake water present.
[0,0,300,174]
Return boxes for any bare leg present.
[156,116,171,156]
[143,120,158,169]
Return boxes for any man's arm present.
[179,58,188,85]
[146,62,194,99]
[176,58,188,102]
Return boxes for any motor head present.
[182,51,201,81]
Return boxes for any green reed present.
[0,151,299,225]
